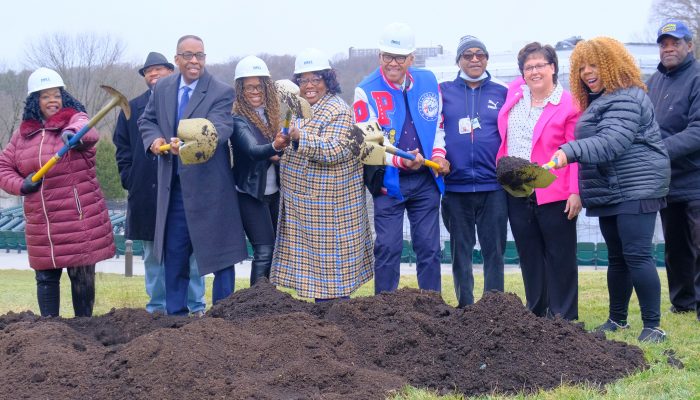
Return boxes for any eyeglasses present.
[461,51,487,61]
[381,53,408,64]
[523,62,552,74]
[243,85,263,93]
[297,77,323,86]
[177,52,206,61]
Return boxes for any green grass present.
[1,269,698,400]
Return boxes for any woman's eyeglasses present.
[461,51,486,61]
[523,63,552,74]
[297,77,323,86]
[243,85,263,93]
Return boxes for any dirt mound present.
[0,281,647,399]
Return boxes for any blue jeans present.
[599,212,661,328]
[373,171,441,294]
[442,190,507,307]
[143,240,206,314]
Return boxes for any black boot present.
[250,244,274,286]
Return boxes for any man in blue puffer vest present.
[440,36,508,307]
[354,22,450,294]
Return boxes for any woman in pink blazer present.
[496,42,581,320]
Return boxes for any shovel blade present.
[176,118,218,164]
[275,79,313,120]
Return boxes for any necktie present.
[178,86,191,121]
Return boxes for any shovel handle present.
[281,110,293,135]
[387,147,440,171]
[543,157,558,170]
[158,138,183,153]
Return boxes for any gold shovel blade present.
[176,118,218,164]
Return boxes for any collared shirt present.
[507,83,563,160]
[178,78,199,106]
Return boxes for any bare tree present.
[651,0,700,56]
[24,32,134,133]
[0,70,30,148]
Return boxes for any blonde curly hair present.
[232,76,281,142]
[569,37,646,111]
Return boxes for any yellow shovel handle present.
[424,159,440,171]
[32,156,60,182]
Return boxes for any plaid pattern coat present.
[271,93,374,299]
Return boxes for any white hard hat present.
[294,48,331,74]
[234,55,271,81]
[378,22,416,55]
[27,67,65,95]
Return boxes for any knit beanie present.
[455,35,489,63]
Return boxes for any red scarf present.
[19,108,79,137]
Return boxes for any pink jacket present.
[496,77,580,205]
[0,108,115,270]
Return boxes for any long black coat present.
[113,90,157,241]
[138,70,247,275]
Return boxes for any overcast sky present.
[2,0,659,70]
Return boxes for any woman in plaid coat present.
[271,49,374,300]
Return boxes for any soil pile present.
[0,280,647,399]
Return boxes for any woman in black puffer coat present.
[552,37,671,343]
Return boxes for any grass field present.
[0,269,698,400]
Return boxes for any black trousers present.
[507,195,578,320]
[35,265,95,317]
[660,200,700,317]
[238,191,280,246]
[599,212,661,328]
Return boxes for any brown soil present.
[496,156,538,189]
[0,280,647,399]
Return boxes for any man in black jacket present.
[113,52,205,315]
[647,21,700,321]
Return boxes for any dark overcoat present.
[138,70,247,275]
[113,90,158,240]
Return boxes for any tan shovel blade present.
[176,118,218,164]
[275,79,313,120]
[352,122,387,165]
[522,164,557,188]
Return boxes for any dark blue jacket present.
[113,90,158,241]
[440,72,506,192]
[647,54,700,202]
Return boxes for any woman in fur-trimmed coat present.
[0,68,114,317]
[271,58,374,301]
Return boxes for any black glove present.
[61,131,83,149]
[20,173,42,195]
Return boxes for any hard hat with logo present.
[234,55,271,81]
[27,67,65,95]
[378,22,416,55]
[294,48,331,74]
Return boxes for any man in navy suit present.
[139,36,248,315]
[113,51,206,315]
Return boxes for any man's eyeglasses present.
[523,63,552,74]
[381,53,408,64]
[461,51,487,61]
[297,77,323,86]
[177,52,207,61]
[243,85,263,93]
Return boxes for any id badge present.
[458,117,472,134]
[471,117,481,130]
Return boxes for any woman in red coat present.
[0,68,115,317]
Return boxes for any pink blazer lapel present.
[532,103,558,149]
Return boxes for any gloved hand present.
[20,173,42,195]
[61,131,83,149]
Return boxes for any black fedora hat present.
[139,52,175,76]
